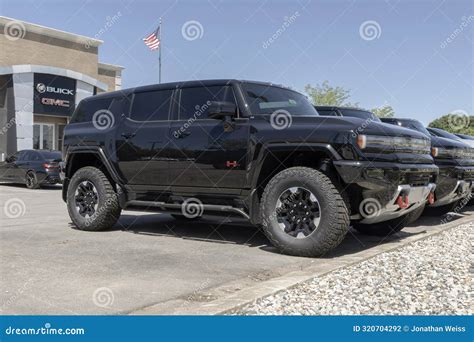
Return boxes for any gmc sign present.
[33,73,76,117]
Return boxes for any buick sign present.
[33,73,76,117]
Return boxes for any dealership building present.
[0,16,124,159]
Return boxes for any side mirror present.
[207,101,237,120]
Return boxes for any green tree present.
[428,112,474,135]
[305,81,358,107]
[370,105,395,118]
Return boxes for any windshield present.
[39,151,62,160]
[429,128,461,141]
[241,83,318,116]
[399,120,431,137]
[339,109,381,122]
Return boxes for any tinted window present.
[130,89,172,121]
[39,151,61,160]
[242,83,318,116]
[401,120,431,137]
[317,109,339,116]
[179,86,236,120]
[339,109,381,122]
[71,98,114,123]
[25,151,41,161]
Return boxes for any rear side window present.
[178,86,236,120]
[130,89,173,121]
[71,98,114,123]
[317,109,339,116]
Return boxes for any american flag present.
[143,27,160,50]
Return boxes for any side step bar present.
[125,200,250,220]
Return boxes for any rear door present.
[168,85,249,190]
[115,88,174,189]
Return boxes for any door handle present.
[175,131,191,139]
[121,132,136,139]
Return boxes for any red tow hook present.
[397,194,409,209]
[427,192,435,205]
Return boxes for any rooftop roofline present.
[0,16,103,47]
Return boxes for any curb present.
[129,213,474,316]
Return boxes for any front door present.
[115,88,174,189]
[168,85,249,190]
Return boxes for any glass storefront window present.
[33,123,55,150]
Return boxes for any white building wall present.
[12,72,34,150]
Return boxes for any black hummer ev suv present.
[381,118,474,216]
[61,80,438,257]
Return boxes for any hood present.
[430,135,471,149]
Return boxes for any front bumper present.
[333,160,438,224]
[430,165,474,207]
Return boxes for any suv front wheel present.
[67,166,121,231]
[260,167,350,257]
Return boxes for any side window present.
[317,109,338,117]
[71,98,114,123]
[179,86,236,120]
[29,151,41,161]
[130,89,172,121]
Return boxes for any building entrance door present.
[33,123,55,150]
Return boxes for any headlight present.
[356,134,431,154]
[432,147,474,159]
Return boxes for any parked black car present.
[61,80,438,257]
[0,150,62,189]
[315,106,382,122]
[381,118,474,215]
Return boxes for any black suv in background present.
[316,106,381,122]
[61,80,438,257]
[381,118,474,215]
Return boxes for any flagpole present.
[158,17,162,84]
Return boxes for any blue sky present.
[1,0,472,124]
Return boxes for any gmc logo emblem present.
[41,98,70,107]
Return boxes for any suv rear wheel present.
[67,166,121,231]
[260,167,349,257]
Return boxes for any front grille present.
[402,173,432,187]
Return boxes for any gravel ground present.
[233,223,473,315]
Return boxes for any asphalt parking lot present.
[1,183,473,315]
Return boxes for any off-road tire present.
[259,167,350,257]
[67,166,121,231]
[25,171,40,189]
